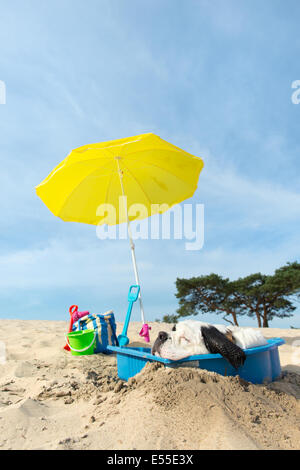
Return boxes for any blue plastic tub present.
[107,338,285,384]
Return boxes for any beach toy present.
[73,309,89,322]
[118,285,140,347]
[139,323,151,343]
[63,305,90,351]
[65,329,96,356]
[107,338,285,384]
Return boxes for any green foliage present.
[175,274,243,326]
[162,314,179,324]
[175,261,300,327]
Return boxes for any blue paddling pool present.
[107,338,285,384]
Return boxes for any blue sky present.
[0,0,299,327]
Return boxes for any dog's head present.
[151,327,193,360]
[151,324,178,356]
[151,331,170,356]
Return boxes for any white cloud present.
[176,140,300,229]
[204,167,300,226]
[0,238,153,289]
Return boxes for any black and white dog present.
[152,320,267,369]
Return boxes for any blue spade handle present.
[118,285,140,347]
[127,284,140,303]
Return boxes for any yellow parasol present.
[36,133,204,338]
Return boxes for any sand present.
[0,319,299,450]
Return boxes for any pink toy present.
[63,305,90,351]
[73,309,89,322]
[139,323,151,343]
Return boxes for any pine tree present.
[174,262,300,327]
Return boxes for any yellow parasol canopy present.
[36,133,204,226]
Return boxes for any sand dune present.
[0,320,299,450]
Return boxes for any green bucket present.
[66,329,96,356]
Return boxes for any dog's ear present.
[172,324,176,331]
[158,331,168,342]
[152,331,168,357]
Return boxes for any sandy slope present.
[0,320,299,450]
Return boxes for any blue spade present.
[118,285,140,347]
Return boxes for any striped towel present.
[72,310,118,354]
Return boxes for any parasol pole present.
[116,158,146,325]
